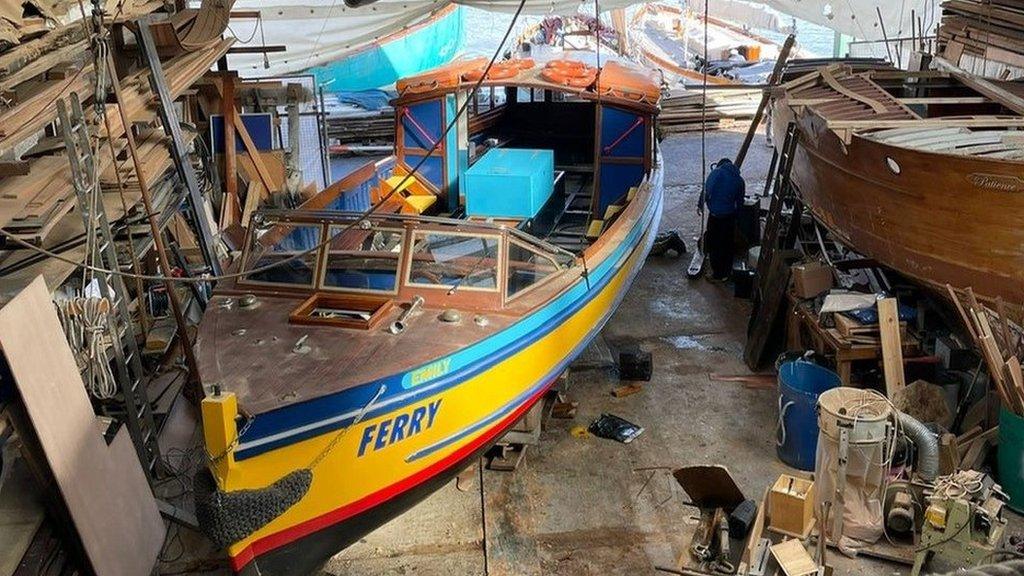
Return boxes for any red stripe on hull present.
[231,379,555,572]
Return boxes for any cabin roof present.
[393,57,662,113]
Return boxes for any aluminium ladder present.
[57,93,161,483]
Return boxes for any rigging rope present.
[56,296,118,399]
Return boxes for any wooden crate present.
[768,474,815,538]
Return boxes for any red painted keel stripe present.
[231,380,554,571]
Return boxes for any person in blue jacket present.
[700,158,746,281]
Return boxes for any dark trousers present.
[707,214,736,280]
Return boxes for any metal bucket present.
[776,360,841,470]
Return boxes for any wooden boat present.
[306,4,465,92]
[771,60,1024,310]
[196,57,664,575]
[636,2,792,85]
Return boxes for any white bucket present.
[817,387,891,446]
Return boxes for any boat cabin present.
[235,210,577,324]
[221,58,662,316]
[384,57,660,253]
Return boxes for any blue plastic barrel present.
[776,360,841,470]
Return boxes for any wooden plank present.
[933,56,1024,115]
[827,117,1024,130]
[240,179,264,229]
[611,382,643,397]
[0,278,164,576]
[220,71,239,230]
[232,107,276,193]
[878,297,906,397]
[820,66,888,113]
[737,487,769,575]
[945,284,978,341]
[771,539,817,576]
[896,96,990,104]
[1003,356,1024,413]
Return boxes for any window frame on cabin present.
[404,229,503,293]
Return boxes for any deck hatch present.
[288,293,395,330]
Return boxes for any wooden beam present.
[231,107,276,194]
[219,71,239,230]
[827,117,1024,130]
[735,34,795,168]
[896,96,990,104]
[821,66,887,113]
[878,297,906,398]
[933,56,1024,115]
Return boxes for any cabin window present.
[321,225,405,293]
[476,87,494,113]
[407,232,500,291]
[243,223,322,287]
[506,241,562,298]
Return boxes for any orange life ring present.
[466,60,524,81]
[545,59,589,74]
[540,61,597,88]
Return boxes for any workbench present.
[786,293,919,385]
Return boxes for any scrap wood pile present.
[0,35,235,291]
[946,284,1024,416]
[658,87,761,134]
[939,0,1024,70]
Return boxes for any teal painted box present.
[464,148,554,218]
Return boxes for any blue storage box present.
[464,148,554,219]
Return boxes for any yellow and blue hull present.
[208,175,663,575]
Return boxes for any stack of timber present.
[0,16,234,303]
[938,0,1024,73]
[326,108,395,147]
[659,86,761,133]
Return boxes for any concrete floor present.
[318,127,916,576]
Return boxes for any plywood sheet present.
[0,277,164,576]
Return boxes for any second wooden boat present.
[771,61,1024,309]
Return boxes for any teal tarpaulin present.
[308,6,465,92]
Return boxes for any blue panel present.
[408,154,444,190]
[210,113,274,153]
[402,99,444,150]
[308,6,464,92]
[600,107,645,158]
[598,163,644,213]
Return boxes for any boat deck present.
[779,63,1024,159]
[198,292,515,414]
[862,126,1024,160]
